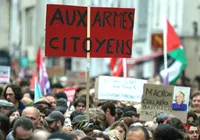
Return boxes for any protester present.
[109,121,128,140]
[187,122,199,140]
[127,126,150,140]
[74,97,86,112]
[12,117,34,140]
[7,108,21,126]
[0,99,14,114]
[3,84,25,112]
[44,110,65,133]
[23,90,34,101]
[34,97,51,110]
[187,111,197,123]
[45,94,57,109]
[0,114,10,138]
[31,129,50,140]
[56,98,68,114]
[191,91,200,117]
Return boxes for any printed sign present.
[97,76,147,102]
[140,84,190,123]
[45,4,135,58]
[0,66,10,83]
[55,87,77,102]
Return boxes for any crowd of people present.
[0,74,200,140]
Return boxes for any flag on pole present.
[34,78,42,103]
[160,20,187,84]
[36,48,51,95]
[30,72,37,89]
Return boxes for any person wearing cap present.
[55,98,68,114]
[0,100,14,114]
[71,115,86,130]
[44,110,65,133]
[45,94,57,109]
[34,97,51,109]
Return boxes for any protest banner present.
[55,87,77,102]
[0,66,10,83]
[140,84,190,123]
[45,4,135,58]
[97,76,147,102]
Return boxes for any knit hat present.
[55,98,67,113]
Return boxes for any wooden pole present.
[86,6,91,121]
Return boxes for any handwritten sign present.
[97,76,147,102]
[140,84,190,123]
[45,5,135,58]
[0,66,10,83]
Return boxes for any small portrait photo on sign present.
[172,91,187,111]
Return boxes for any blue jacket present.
[172,103,187,111]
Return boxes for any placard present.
[0,66,10,83]
[140,84,190,123]
[45,4,135,58]
[55,87,77,102]
[97,76,147,102]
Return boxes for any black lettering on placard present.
[65,10,75,25]
[95,38,106,52]
[92,11,102,27]
[145,88,172,97]
[128,12,135,30]
[113,12,123,28]
[106,38,115,54]
[145,88,153,96]
[71,37,80,52]
[142,99,168,106]
[82,38,92,53]
[49,37,59,49]
[50,8,64,25]
[122,12,128,29]
[103,11,112,27]
[62,38,66,51]
[116,40,124,54]
[77,10,87,27]
[126,39,132,55]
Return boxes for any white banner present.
[0,66,11,83]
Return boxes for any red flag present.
[109,58,123,77]
[36,48,42,72]
[30,72,37,89]
[166,20,182,52]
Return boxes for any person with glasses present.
[44,110,65,133]
[188,122,199,140]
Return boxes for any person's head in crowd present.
[74,97,86,112]
[7,108,21,125]
[155,113,170,125]
[0,114,10,137]
[30,129,50,140]
[45,94,57,109]
[187,111,197,123]
[119,117,134,128]
[23,90,34,101]
[122,111,138,121]
[191,91,200,115]
[34,97,51,109]
[54,92,68,100]
[127,126,150,140]
[187,122,199,140]
[0,99,14,114]
[22,106,40,128]
[44,110,65,133]
[3,84,25,112]
[74,85,86,100]
[123,106,137,114]
[19,80,30,93]
[48,131,76,140]
[56,98,68,114]
[108,129,123,140]
[191,76,200,94]
[91,130,110,140]
[71,115,86,130]
[12,117,34,140]
[109,121,128,140]
[70,129,86,140]
[165,117,186,133]
[154,124,184,140]
[36,105,50,128]
[145,127,155,140]
[79,94,94,108]
[70,110,84,121]
[101,101,116,127]
[88,108,106,131]
[21,97,33,106]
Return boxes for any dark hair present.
[7,108,21,117]
[119,117,134,128]
[48,132,76,140]
[19,80,30,87]
[23,90,34,100]
[4,84,22,101]
[165,117,186,133]
[13,117,34,137]
[70,110,84,121]
[191,91,200,100]
[154,124,184,140]
[129,126,149,140]
[123,106,137,113]
[74,97,86,108]
[80,136,96,140]
[0,114,10,136]
[55,92,68,100]
[51,83,64,89]
[101,102,116,116]
[122,111,137,118]
[91,131,110,140]
[187,111,197,122]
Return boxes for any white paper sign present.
[0,66,10,83]
[98,76,147,102]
